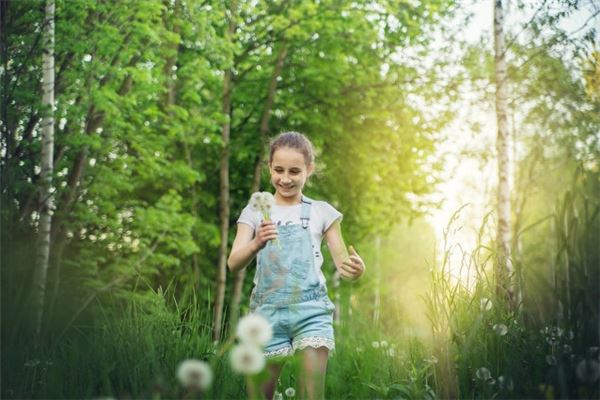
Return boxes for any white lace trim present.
[264,346,293,358]
[293,336,335,352]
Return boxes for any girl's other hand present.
[253,221,278,251]
[340,245,365,280]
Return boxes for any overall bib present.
[250,196,335,357]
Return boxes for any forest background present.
[1,0,599,398]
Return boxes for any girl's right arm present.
[227,221,278,273]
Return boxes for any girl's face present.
[269,146,314,203]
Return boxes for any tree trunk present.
[213,0,237,342]
[47,75,133,323]
[373,235,381,325]
[493,0,515,306]
[229,44,288,330]
[162,0,202,289]
[32,0,55,340]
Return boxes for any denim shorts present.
[252,296,336,357]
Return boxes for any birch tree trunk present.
[229,44,288,330]
[33,0,55,339]
[213,0,236,342]
[373,235,381,325]
[493,0,515,305]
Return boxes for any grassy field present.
[3,191,598,399]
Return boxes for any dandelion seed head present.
[371,341,380,349]
[261,191,275,206]
[236,314,273,346]
[476,367,491,380]
[176,359,213,391]
[493,323,508,336]
[230,343,265,375]
[498,375,514,391]
[24,359,40,368]
[425,355,438,364]
[576,359,600,383]
[380,340,388,348]
[250,192,263,211]
[285,387,296,397]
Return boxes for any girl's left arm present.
[324,219,365,280]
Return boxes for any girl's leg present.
[262,362,284,400]
[298,347,329,400]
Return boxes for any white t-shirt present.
[237,198,343,285]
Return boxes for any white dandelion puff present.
[380,340,388,348]
[24,359,40,368]
[236,314,273,346]
[493,323,508,336]
[285,387,296,397]
[476,367,491,380]
[176,359,213,391]
[498,376,514,391]
[249,191,279,247]
[576,359,600,383]
[425,355,438,364]
[249,192,264,211]
[371,341,380,349]
[261,191,275,206]
[274,392,283,400]
[230,343,265,375]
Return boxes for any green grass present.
[2,187,598,399]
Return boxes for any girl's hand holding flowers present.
[253,221,278,250]
[340,245,365,280]
[249,191,280,249]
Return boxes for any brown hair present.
[269,131,315,166]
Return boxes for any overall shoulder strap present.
[300,196,312,229]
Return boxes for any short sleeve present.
[319,201,343,234]
[237,204,259,231]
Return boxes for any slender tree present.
[213,0,237,342]
[373,235,381,324]
[32,0,55,338]
[229,43,288,329]
[493,0,515,305]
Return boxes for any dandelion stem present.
[263,212,281,249]
[246,375,259,400]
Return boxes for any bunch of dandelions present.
[176,359,213,396]
[230,314,273,398]
[250,191,280,247]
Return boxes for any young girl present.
[227,131,365,400]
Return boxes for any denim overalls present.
[250,196,335,357]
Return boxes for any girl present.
[227,132,365,400]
